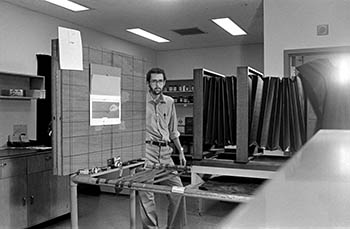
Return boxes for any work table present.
[219,129,350,228]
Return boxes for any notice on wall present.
[90,73,121,126]
[58,26,83,71]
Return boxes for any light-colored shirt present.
[146,91,180,142]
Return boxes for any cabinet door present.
[50,174,70,217]
[27,171,51,227]
[0,176,27,229]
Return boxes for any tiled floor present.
[37,190,240,229]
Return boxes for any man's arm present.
[168,99,186,166]
[172,137,186,166]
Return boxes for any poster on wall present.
[58,26,83,71]
[90,73,121,126]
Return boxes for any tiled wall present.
[53,42,153,175]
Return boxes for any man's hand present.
[179,147,186,166]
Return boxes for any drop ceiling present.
[4,0,263,51]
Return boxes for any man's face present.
[148,73,165,95]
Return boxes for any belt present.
[145,140,168,147]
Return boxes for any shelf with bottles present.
[163,85,194,93]
[0,71,46,100]
[164,79,194,93]
[164,79,194,107]
[173,95,193,104]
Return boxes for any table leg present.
[130,189,136,229]
[130,168,136,229]
[70,175,78,229]
[191,171,204,215]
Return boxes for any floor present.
[35,188,240,229]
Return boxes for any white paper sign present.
[58,26,83,70]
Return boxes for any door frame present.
[283,46,350,77]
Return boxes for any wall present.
[264,0,350,77]
[0,1,156,146]
[156,44,263,79]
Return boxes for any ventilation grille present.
[172,27,205,36]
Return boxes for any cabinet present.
[0,71,45,100]
[0,151,70,229]
[164,80,194,159]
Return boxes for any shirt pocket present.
[158,105,170,124]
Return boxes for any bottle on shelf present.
[178,96,183,103]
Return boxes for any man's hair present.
[146,68,167,82]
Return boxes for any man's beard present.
[150,86,162,95]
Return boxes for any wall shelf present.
[0,96,36,100]
[164,91,193,93]
[175,102,193,106]
[0,71,45,100]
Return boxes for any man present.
[139,67,187,229]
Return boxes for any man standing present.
[139,67,187,229]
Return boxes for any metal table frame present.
[69,162,256,229]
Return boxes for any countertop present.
[0,146,52,159]
[219,129,350,228]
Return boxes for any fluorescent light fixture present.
[212,17,247,36]
[127,28,170,43]
[45,0,89,12]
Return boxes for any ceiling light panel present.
[45,0,89,12]
[212,18,247,36]
[127,28,170,43]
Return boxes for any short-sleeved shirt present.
[146,91,180,142]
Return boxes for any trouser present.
[138,144,187,229]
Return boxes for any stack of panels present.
[201,71,307,155]
[203,76,236,148]
[249,76,306,153]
